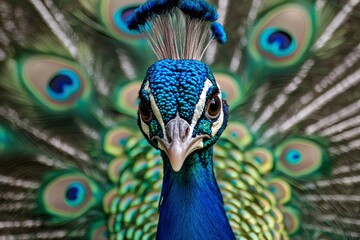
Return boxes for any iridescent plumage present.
[0,0,359,239]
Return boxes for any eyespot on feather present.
[103,188,119,214]
[245,147,274,174]
[37,171,100,222]
[108,156,129,183]
[268,177,292,204]
[223,122,253,149]
[247,3,315,67]
[275,138,326,178]
[279,206,300,235]
[214,72,243,110]
[17,55,91,112]
[99,0,145,42]
[113,81,142,117]
[103,127,134,156]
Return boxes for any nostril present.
[167,131,173,143]
[181,125,190,142]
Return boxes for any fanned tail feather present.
[0,0,360,239]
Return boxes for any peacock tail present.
[0,0,359,239]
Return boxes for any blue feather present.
[211,22,227,45]
[157,148,235,240]
[179,0,218,21]
[127,0,219,31]
[127,0,179,30]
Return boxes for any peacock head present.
[138,59,229,172]
[128,0,228,171]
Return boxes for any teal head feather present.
[138,59,229,171]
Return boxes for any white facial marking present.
[149,94,166,135]
[142,80,166,148]
[140,118,150,139]
[144,81,150,91]
[191,79,213,127]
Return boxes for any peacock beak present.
[154,117,208,172]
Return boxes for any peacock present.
[0,0,359,239]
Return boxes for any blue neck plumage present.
[157,147,235,240]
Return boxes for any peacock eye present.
[139,100,152,123]
[206,95,222,120]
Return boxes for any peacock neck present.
[157,147,235,240]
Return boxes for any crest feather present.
[127,0,227,60]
